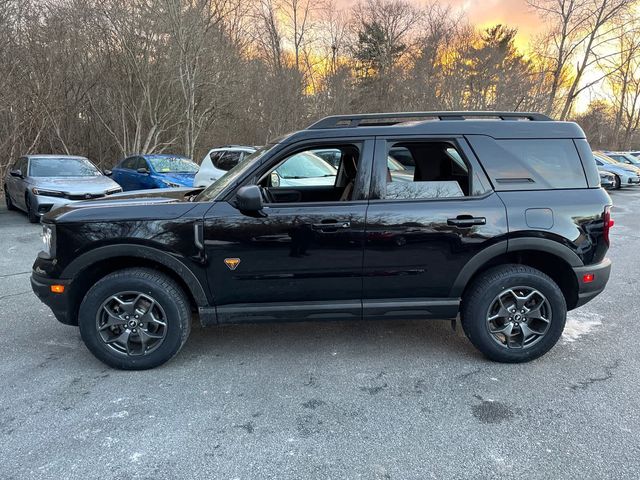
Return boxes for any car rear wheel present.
[614,175,621,189]
[78,268,191,370]
[4,186,15,211]
[461,264,566,363]
[25,193,39,223]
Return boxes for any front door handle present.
[312,220,351,232]
[447,215,486,227]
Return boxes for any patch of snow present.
[106,410,129,419]
[562,310,603,343]
[129,452,143,463]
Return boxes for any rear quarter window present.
[467,136,587,190]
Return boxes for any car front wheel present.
[25,193,40,223]
[461,264,566,363]
[4,187,15,211]
[78,268,191,370]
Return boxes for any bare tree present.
[529,0,634,119]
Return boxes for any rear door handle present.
[447,215,486,227]
[312,220,351,232]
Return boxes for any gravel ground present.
[1,190,639,479]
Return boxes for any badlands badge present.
[224,258,241,270]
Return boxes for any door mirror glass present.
[137,167,150,174]
[235,185,263,212]
[270,171,281,187]
[9,169,22,178]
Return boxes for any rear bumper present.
[30,273,75,325]
[573,258,611,309]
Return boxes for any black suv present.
[31,112,613,370]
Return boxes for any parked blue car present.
[110,154,199,191]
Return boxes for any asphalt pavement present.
[1,190,639,479]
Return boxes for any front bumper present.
[30,273,75,325]
[33,192,120,216]
[32,194,70,216]
[573,258,611,309]
[620,175,640,187]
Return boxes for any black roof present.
[279,111,585,143]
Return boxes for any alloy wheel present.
[486,287,552,349]
[96,291,168,356]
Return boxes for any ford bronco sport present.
[31,112,613,370]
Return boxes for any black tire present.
[460,264,566,363]
[614,175,621,189]
[78,268,191,370]
[25,194,39,223]
[4,187,15,211]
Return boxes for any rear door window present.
[120,157,137,170]
[467,136,587,190]
[217,151,242,171]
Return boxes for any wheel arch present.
[62,245,210,325]
[451,239,581,310]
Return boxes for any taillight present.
[603,206,613,246]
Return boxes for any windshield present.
[387,157,405,171]
[29,157,100,177]
[148,156,198,173]
[196,145,274,202]
[610,154,639,165]
[276,152,336,179]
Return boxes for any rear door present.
[362,136,508,320]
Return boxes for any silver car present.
[593,152,640,189]
[3,155,122,222]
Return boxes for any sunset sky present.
[339,0,544,49]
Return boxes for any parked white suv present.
[194,145,256,187]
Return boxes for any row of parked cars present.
[3,144,640,223]
[595,151,640,189]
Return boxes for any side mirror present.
[9,169,22,178]
[137,167,150,174]
[103,169,112,176]
[270,171,281,188]
[235,185,263,212]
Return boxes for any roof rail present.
[308,111,552,129]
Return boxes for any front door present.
[362,136,508,319]
[203,139,374,323]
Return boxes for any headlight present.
[41,224,55,258]
[32,188,65,198]
[163,181,182,188]
[106,187,122,195]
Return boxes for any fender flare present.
[61,244,210,306]
[449,238,583,298]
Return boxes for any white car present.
[194,146,256,187]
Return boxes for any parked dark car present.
[110,154,198,191]
[31,111,612,369]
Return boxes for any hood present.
[80,186,203,205]
[43,186,204,223]
[29,175,120,194]
[156,172,196,186]
[602,163,640,175]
